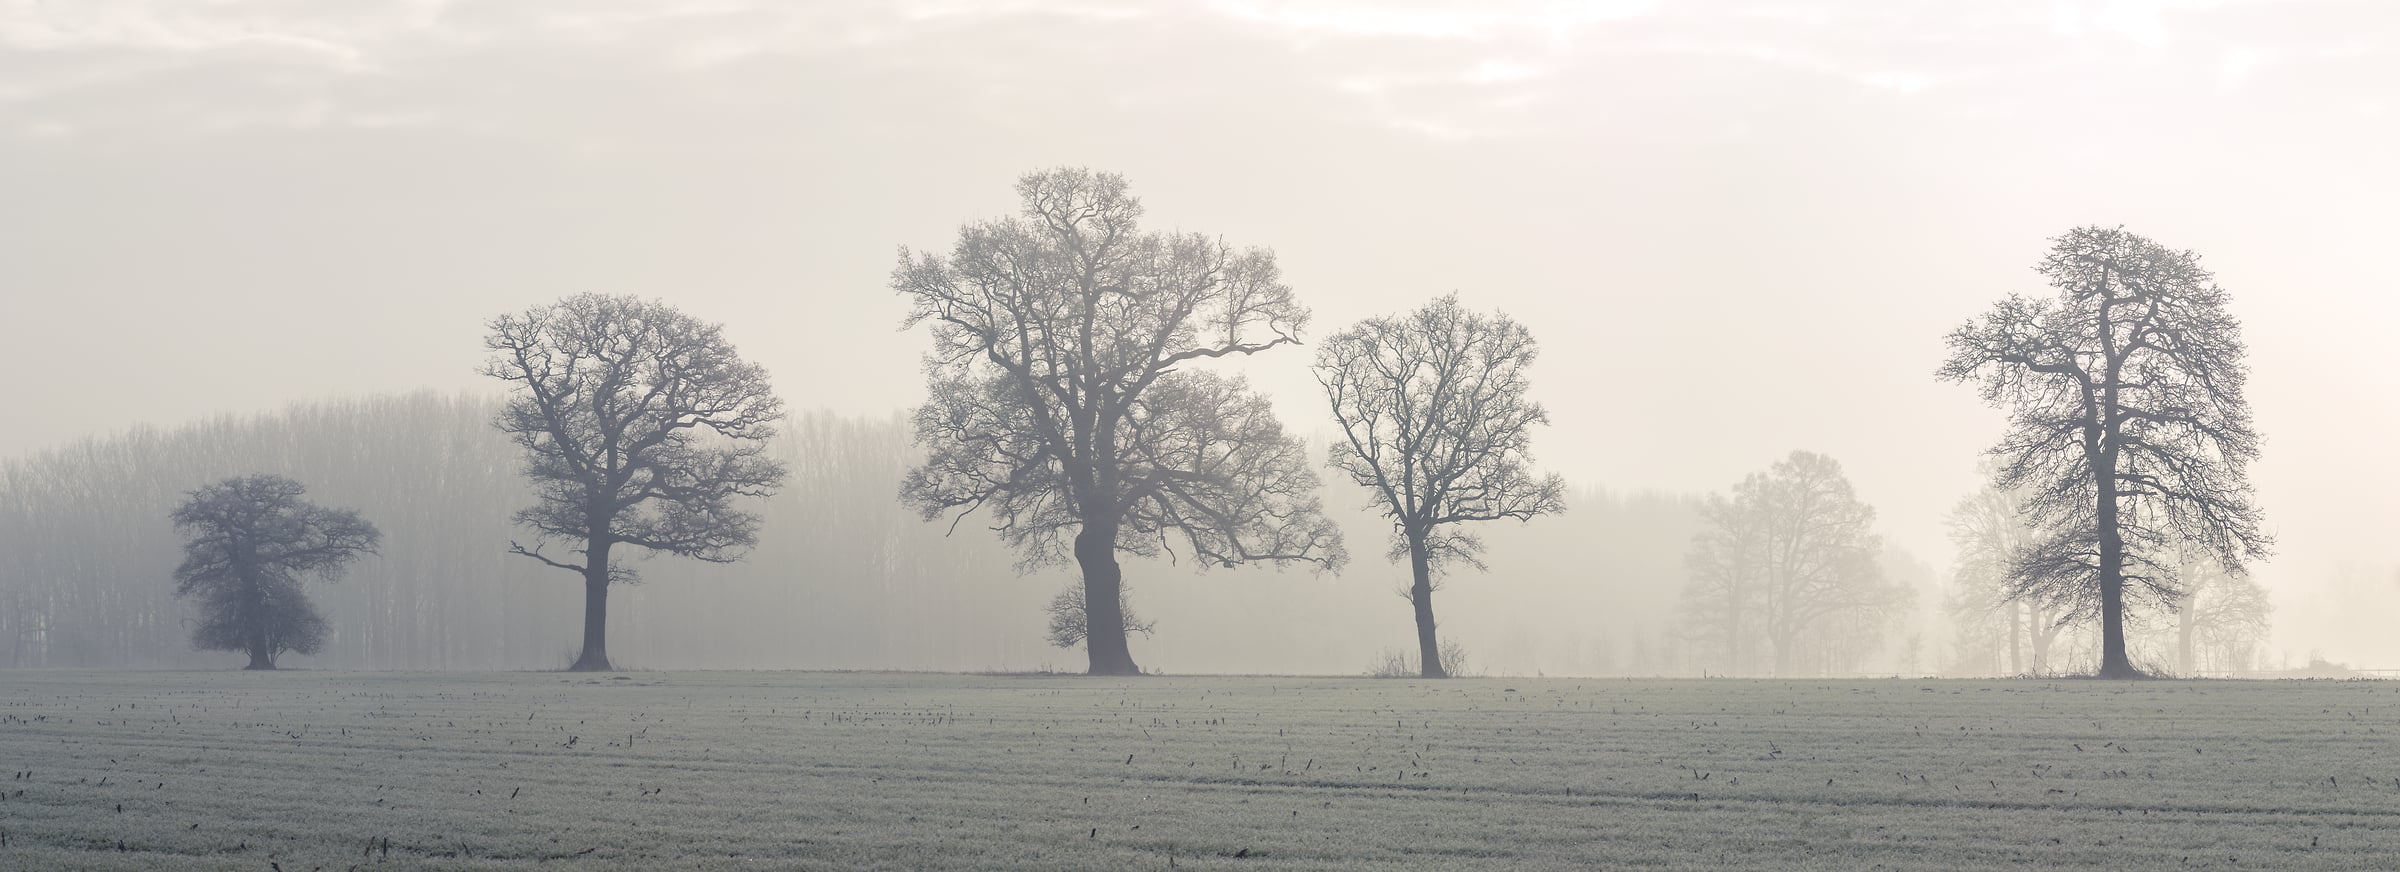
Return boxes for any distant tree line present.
[0,395,1032,669]
[0,395,537,668]
[0,392,1733,673]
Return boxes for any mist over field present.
[3,1,2396,679]
[0,392,1700,673]
[10,3,2400,869]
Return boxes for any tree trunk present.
[245,577,274,670]
[1074,523,1140,676]
[1408,532,1445,679]
[2095,493,2138,678]
[2006,601,2023,675]
[569,539,614,672]
[2176,595,2197,676]
[2091,275,2143,680]
[2030,608,2056,676]
[1726,570,1744,677]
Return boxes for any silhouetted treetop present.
[483,294,785,572]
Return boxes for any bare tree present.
[170,475,379,670]
[1681,451,1906,676]
[1679,491,1766,676]
[0,591,44,669]
[1940,226,2269,678]
[2153,549,2272,675]
[896,168,1344,675]
[1314,295,1563,678]
[482,295,787,671]
[1945,480,2072,675]
[1753,452,1908,675]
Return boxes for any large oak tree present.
[483,294,786,672]
[1314,294,1564,678]
[1940,226,2268,678]
[896,168,1344,676]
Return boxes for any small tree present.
[1945,479,2073,675]
[2155,549,2272,675]
[483,294,787,671]
[170,475,379,670]
[1940,226,2269,678]
[1315,294,1564,678]
[897,168,1344,675]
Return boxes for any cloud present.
[1466,58,1541,84]
[1204,0,1659,43]
[2048,0,2174,48]
[0,0,2388,147]
[2217,45,2272,85]
[0,3,392,69]
[1859,69,1939,95]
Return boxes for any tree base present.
[2091,662,2156,680]
[1085,650,1143,676]
[243,663,276,671]
[566,652,614,672]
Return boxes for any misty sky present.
[4,1,2397,663]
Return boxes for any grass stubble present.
[0,671,2394,869]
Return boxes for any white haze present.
[2,0,2396,668]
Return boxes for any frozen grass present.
[2,672,2397,869]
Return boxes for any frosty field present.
[2,672,2396,870]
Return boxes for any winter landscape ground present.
[1,672,2395,870]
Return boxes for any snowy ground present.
[0,671,2395,870]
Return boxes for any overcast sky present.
[4,0,2397,662]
